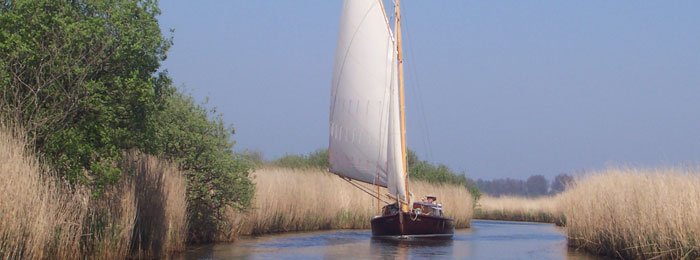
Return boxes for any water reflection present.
[175,220,602,260]
[370,238,459,259]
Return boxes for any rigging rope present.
[339,176,392,205]
[401,4,434,162]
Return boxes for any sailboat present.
[328,0,455,239]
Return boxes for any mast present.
[395,0,410,212]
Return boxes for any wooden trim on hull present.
[371,212,455,239]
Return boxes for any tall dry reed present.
[409,180,474,228]
[75,152,189,259]
[0,124,188,259]
[474,195,564,224]
[122,151,188,259]
[561,168,700,259]
[225,167,473,237]
[0,124,88,260]
[82,177,137,259]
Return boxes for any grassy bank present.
[224,167,474,237]
[268,149,482,201]
[472,168,700,259]
[0,126,188,259]
[561,168,700,259]
[474,195,564,225]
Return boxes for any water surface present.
[177,220,602,259]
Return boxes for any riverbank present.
[473,168,700,259]
[561,168,700,259]
[5,116,697,260]
[1,121,475,259]
[474,195,565,225]
[223,167,474,238]
[0,126,188,259]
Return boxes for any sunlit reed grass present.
[225,167,474,237]
[122,151,188,258]
[0,124,188,259]
[474,195,564,225]
[561,168,700,259]
[409,180,474,228]
[0,124,88,259]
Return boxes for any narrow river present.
[176,220,603,259]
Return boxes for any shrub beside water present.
[0,0,254,245]
[143,92,254,243]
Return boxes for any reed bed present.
[122,151,188,259]
[83,177,137,259]
[409,180,474,228]
[474,195,564,225]
[0,125,188,259]
[0,125,88,259]
[226,167,474,237]
[561,168,700,259]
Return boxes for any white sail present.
[329,0,396,188]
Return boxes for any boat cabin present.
[381,201,444,217]
[412,202,444,217]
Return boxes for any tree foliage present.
[525,175,549,197]
[550,173,573,194]
[0,0,171,193]
[476,178,528,197]
[477,174,571,197]
[0,0,254,243]
[143,92,253,243]
[406,150,481,201]
[270,149,329,169]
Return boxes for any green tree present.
[406,150,481,201]
[1,0,255,242]
[270,149,329,169]
[0,0,171,193]
[550,173,572,194]
[144,92,254,243]
[526,174,549,197]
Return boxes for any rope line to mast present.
[340,176,392,205]
[401,4,434,162]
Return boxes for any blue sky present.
[157,1,700,180]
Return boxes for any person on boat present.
[425,195,436,204]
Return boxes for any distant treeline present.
[255,149,573,199]
[253,149,482,200]
[476,174,572,197]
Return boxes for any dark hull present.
[371,212,455,239]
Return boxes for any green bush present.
[0,0,172,194]
[143,92,253,243]
[407,150,481,201]
[239,149,265,168]
[270,149,329,169]
[0,0,254,243]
